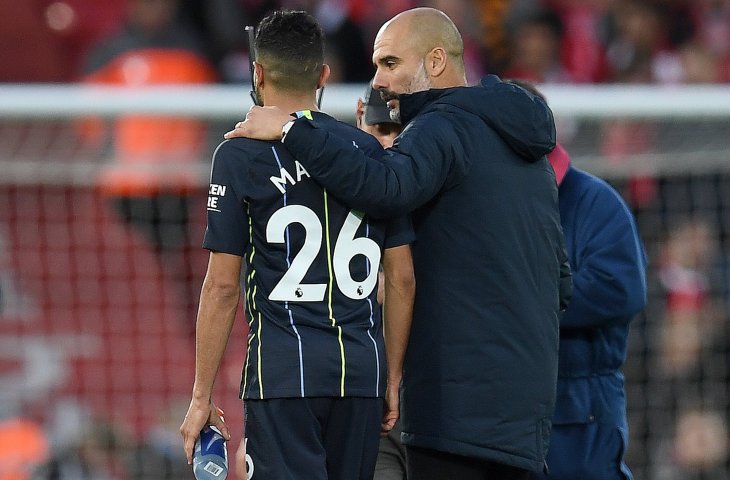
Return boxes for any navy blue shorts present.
[244,397,383,480]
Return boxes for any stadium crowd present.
[0,0,729,85]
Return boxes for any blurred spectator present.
[282,0,373,82]
[597,34,658,209]
[0,1,70,82]
[355,82,406,480]
[603,0,683,84]
[678,42,726,84]
[673,408,728,473]
[32,420,129,480]
[678,0,730,62]
[80,0,216,335]
[657,218,722,377]
[46,1,129,80]
[541,0,611,83]
[177,0,268,82]
[472,0,512,73]
[0,229,36,319]
[0,417,49,480]
[503,9,571,83]
[347,0,417,54]
[645,217,730,479]
[125,400,189,480]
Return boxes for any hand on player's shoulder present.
[224,106,292,141]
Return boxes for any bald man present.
[227,8,570,479]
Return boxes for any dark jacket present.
[542,164,646,478]
[283,75,569,471]
[553,166,647,426]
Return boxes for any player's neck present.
[263,90,319,114]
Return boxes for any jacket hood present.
[399,75,556,162]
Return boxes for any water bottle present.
[193,425,228,480]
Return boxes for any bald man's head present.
[372,7,468,121]
[383,8,464,71]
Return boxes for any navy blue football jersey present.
[203,111,414,400]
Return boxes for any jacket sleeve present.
[561,184,647,329]
[282,112,464,218]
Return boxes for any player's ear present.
[254,62,265,89]
[317,64,330,89]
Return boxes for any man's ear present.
[254,62,265,89]
[426,47,447,77]
[355,98,365,128]
[317,64,331,89]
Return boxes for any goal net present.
[1,83,729,479]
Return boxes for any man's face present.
[372,21,431,123]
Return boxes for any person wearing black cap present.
[356,81,402,149]
[356,81,407,480]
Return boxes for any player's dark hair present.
[255,10,325,93]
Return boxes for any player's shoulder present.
[212,137,275,164]
[316,113,383,154]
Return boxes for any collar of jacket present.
[398,74,502,125]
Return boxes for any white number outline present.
[265,205,381,302]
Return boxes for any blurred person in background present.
[503,9,572,83]
[32,419,128,480]
[355,82,406,480]
[657,219,722,378]
[80,0,217,335]
[281,0,373,83]
[175,0,251,82]
[678,42,726,84]
[538,0,611,83]
[470,0,513,74]
[0,2,74,82]
[602,0,682,84]
[355,80,401,149]
[691,0,730,80]
[0,417,48,480]
[125,400,189,480]
[644,217,730,479]
[537,141,646,480]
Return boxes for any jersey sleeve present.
[384,215,415,249]
[202,141,249,257]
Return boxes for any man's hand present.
[224,106,293,140]
[180,399,231,465]
[382,379,400,434]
